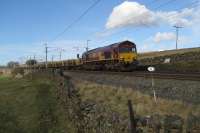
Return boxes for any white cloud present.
[155,8,194,27]
[152,32,191,44]
[106,1,199,29]
[191,6,200,34]
[153,32,176,43]
[106,1,156,29]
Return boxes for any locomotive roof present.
[84,40,136,54]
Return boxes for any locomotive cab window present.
[132,47,136,52]
[119,47,136,53]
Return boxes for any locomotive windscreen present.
[119,47,136,53]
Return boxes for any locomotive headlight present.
[120,57,124,60]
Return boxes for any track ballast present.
[64,70,200,81]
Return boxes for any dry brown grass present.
[75,80,200,119]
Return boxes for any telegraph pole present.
[173,26,183,50]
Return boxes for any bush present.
[11,68,24,76]
[7,61,19,68]
[26,59,37,66]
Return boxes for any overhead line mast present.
[45,43,48,68]
[173,26,183,50]
[58,48,65,61]
[86,40,90,52]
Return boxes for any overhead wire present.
[37,0,102,62]
[50,0,102,43]
[153,0,177,10]
[94,0,179,45]
[95,0,200,46]
[38,0,199,62]
[164,0,200,26]
[176,0,200,10]
[80,0,158,46]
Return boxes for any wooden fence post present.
[128,100,137,133]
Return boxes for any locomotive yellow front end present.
[118,42,137,64]
[119,52,137,63]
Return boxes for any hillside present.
[138,47,200,72]
[138,47,200,60]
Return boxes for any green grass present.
[1,73,199,132]
[0,74,71,133]
[0,75,9,80]
[155,61,200,72]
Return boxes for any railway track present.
[64,70,200,81]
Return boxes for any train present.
[27,40,139,71]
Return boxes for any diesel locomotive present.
[27,40,138,71]
[81,40,138,71]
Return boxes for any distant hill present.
[138,47,200,72]
[138,47,200,60]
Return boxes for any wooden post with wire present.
[128,100,137,133]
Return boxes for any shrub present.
[11,68,24,76]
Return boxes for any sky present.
[0,0,200,65]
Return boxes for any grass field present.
[0,75,72,133]
[76,80,200,119]
[0,75,9,80]
[1,72,199,132]
[73,79,200,132]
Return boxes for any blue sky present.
[0,0,200,65]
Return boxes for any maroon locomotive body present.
[82,40,138,70]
